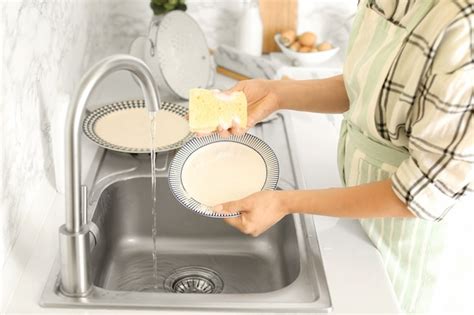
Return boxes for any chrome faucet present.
[59,55,161,297]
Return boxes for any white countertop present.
[3,73,400,314]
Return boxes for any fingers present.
[217,125,232,138]
[246,118,256,130]
[194,124,244,138]
[214,199,261,237]
[223,217,245,231]
[195,81,251,138]
[194,131,212,137]
[212,200,242,215]
[229,118,246,136]
[216,119,245,137]
[227,81,246,93]
[214,200,250,232]
[223,215,258,237]
[246,99,275,128]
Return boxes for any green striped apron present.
[338,1,474,313]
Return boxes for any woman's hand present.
[217,79,280,137]
[213,190,289,237]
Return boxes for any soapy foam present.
[212,89,238,102]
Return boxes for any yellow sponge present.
[189,88,247,133]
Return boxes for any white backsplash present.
[113,0,357,53]
[0,0,146,271]
[186,0,357,53]
[0,0,355,279]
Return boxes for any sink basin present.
[40,113,331,312]
[93,176,300,294]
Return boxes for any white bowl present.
[274,34,340,67]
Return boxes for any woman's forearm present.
[270,75,350,113]
[280,180,415,218]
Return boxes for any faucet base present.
[58,224,92,297]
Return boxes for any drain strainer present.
[164,266,224,294]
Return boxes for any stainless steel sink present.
[41,113,332,312]
[92,176,300,294]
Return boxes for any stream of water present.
[149,112,159,291]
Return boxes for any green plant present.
[150,0,187,15]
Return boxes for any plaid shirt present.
[364,0,473,220]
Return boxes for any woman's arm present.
[269,75,350,113]
[281,180,414,218]
[214,179,414,237]
[216,76,350,137]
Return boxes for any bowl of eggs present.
[275,30,339,66]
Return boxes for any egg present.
[298,32,316,47]
[280,30,296,47]
[289,41,301,51]
[298,46,312,53]
[317,42,333,51]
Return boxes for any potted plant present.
[150,0,187,15]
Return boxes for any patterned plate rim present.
[82,99,194,153]
[168,133,280,218]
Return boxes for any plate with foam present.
[83,99,194,153]
[168,133,279,218]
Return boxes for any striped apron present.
[338,1,474,313]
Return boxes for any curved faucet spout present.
[60,54,161,297]
[65,54,160,233]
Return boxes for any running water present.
[149,112,159,291]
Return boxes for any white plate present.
[83,100,193,153]
[168,133,279,218]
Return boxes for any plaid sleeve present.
[391,8,474,221]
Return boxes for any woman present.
[212,0,474,313]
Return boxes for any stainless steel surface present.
[60,54,161,296]
[163,266,224,294]
[43,113,332,312]
[81,185,88,225]
[91,176,299,294]
[58,225,92,297]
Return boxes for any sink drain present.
[164,266,224,294]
